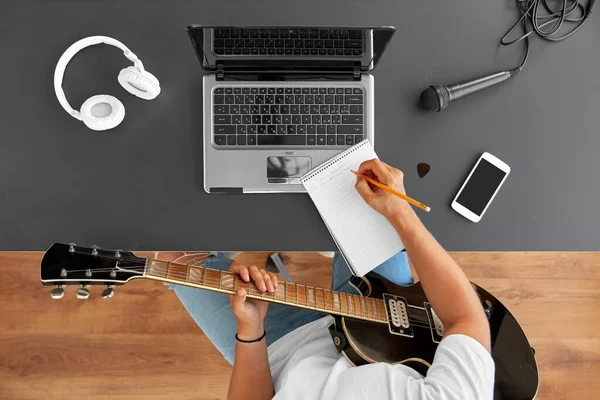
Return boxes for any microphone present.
[420,71,514,112]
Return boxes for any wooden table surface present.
[1,252,599,399]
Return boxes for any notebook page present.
[302,140,404,276]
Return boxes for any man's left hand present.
[229,263,278,340]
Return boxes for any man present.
[166,160,494,400]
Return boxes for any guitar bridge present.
[424,302,444,343]
[383,293,414,338]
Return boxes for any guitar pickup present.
[383,293,413,338]
[424,302,444,343]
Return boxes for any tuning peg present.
[101,285,115,299]
[91,245,99,256]
[50,285,65,300]
[76,285,90,300]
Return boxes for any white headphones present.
[54,36,161,131]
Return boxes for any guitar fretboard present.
[144,259,388,324]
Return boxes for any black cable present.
[501,0,596,75]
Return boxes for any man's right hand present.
[354,159,413,220]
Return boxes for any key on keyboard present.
[213,86,365,147]
[213,28,364,57]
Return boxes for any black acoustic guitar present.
[41,243,539,400]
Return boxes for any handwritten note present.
[301,140,404,276]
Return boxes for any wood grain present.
[1,251,598,399]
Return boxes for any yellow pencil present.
[352,170,431,212]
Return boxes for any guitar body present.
[329,273,539,400]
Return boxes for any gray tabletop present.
[1,0,599,251]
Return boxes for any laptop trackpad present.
[267,156,312,184]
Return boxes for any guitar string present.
[59,263,433,324]
[156,271,433,326]
[66,252,431,321]
[68,251,212,266]
[61,265,432,325]
[63,252,435,326]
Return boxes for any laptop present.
[186,25,395,193]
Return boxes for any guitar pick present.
[417,163,430,179]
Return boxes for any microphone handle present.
[447,71,511,102]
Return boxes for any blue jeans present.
[172,252,413,364]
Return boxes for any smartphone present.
[451,152,510,223]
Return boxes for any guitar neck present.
[143,258,388,324]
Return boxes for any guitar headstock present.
[40,243,146,300]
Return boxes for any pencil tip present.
[425,207,431,212]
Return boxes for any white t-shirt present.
[268,316,494,400]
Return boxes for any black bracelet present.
[235,330,266,343]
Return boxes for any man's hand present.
[355,160,491,351]
[354,159,413,220]
[228,263,278,400]
[229,263,278,340]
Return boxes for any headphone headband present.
[53,36,145,120]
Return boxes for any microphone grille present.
[420,85,450,112]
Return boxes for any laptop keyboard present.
[213,28,364,57]
[213,86,365,147]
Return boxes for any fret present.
[284,282,288,303]
[165,261,171,279]
[218,270,222,289]
[373,298,379,320]
[353,295,361,318]
[346,293,352,315]
[297,285,306,307]
[304,286,309,307]
[365,296,372,319]
[203,269,221,289]
[171,263,188,283]
[202,267,207,286]
[327,290,334,311]
[274,283,285,301]
[339,293,346,315]
[148,260,164,278]
[332,292,340,314]
[360,296,369,318]
[371,298,380,320]
[307,287,316,309]
[220,271,235,293]
[191,266,204,285]
[316,288,324,311]
[185,265,190,282]
[285,283,296,304]
[233,274,237,293]
[295,284,299,305]
[346,294,352,316]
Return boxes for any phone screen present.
[456,159,507,216]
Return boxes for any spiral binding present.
[301,139,369,182]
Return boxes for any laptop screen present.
[187,26,395,75]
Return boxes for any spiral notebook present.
[301,140,404,277]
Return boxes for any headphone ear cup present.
[118,66,161,100]
[80,95,125,131]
